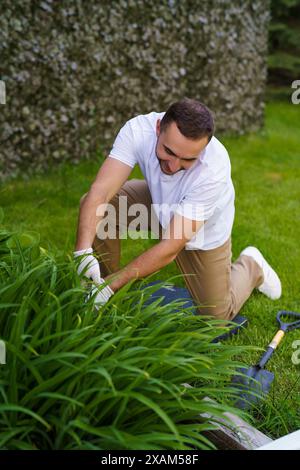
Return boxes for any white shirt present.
[109,111,235,250]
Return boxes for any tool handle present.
[258,346,275,368]
[277,310,300,331]
[258,330,285,368]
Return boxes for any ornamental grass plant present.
[0,225,252,450]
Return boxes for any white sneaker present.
[240,246,282,300]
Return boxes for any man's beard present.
[159,159,183,175]
[155,145,182,175]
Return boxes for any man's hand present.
[74,247,102,284]
[74,248,114,309]
[86,281,114,310]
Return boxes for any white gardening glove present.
[74,247,101,284]
[86,280,114,310]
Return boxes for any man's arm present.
[104,212,204,291]
[75,157,133,251]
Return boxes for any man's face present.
[155,119,209,175]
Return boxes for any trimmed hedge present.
[0,1,270,182]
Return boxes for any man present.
[74,98,281,320]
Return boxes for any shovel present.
[232,310,300,410]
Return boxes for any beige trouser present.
[81,179,264,321]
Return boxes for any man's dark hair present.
[160,98,214,142]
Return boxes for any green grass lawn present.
[1,100,300,440]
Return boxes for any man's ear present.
[156,119,161,137]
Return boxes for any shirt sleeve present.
[175,179,226,221]
[108,120,137,168]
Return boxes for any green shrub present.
[269,0,300,84]
[0,226,250,450]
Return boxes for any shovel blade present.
[232,366,275,410]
